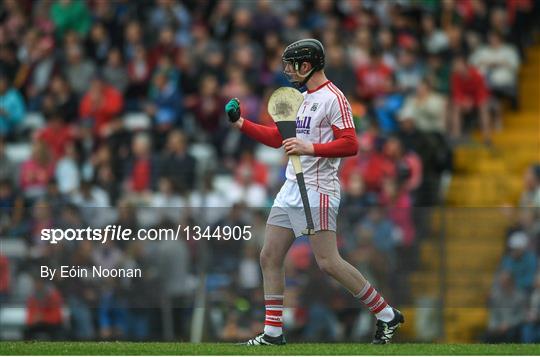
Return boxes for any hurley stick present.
[268,87,315,235]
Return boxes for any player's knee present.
[316,256,339,276]
[259,249,280,270]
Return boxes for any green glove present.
[225,98,241,123]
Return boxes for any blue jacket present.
[501,251,537,291]
[0,88,26,135]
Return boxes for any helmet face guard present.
[282,60,315,88]
[281,39,325,88]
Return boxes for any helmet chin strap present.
[292,62,316,88]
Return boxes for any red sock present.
[355,283,389,314]
[264,294,283,336]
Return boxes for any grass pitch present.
[1,342,540,355]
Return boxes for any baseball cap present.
[508,231,529,250]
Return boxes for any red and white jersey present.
[285,81,355,198]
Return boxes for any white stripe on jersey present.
[285,81,355,198]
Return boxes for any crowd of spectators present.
[0,0,537,342]
[485,164,540,343]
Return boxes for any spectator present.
[238,244,262,290]
[105,117,132,180]
[500,231,537,292]
[102,48,129,93]
[377,28,398,70]
[70,180,111,228]
[425,52,451,95]
[20,31,56,110]
[147,177,185,226]
[397,113,449,206]
[85,22,112,66]
[348,28,372,70]
[185,73,225,152]
[514,209,540,257]
[24,278,64,340]
[44,179,69,217]
[50,0,91,40]
[372,76,405,134]
[149,0,191,46]
[445,25,468,59]
[122,20,144,61]
[93,238,124,273]
[94,164,120,206]
[301,263,341,342]
[212,203,248,273]
[126,45,152,108]
[0,73,26,139]
[379,175,415,248]
[91,0,121,42]
[222,74,261,125]
[234,149,269,187]
[348,225,388,299]
[36,111,75,160]
[55,142,80,195]
[382,136,423,194]
[449,55,491,143]
[145,71,182,131]
[159,130,196,192]
[359,207,398,261]
[152,55,180,90]
[124,133,159,195]
[62,240,97,340]
[79,76,124,137]
[0,178,24,236]
[97,279,128,340]
[399,79,447,135]
[522,274,540,343]
[488,8,512,51]
[0,137,16,183]
[0,41,19,80]
[85,144,113,187]
[252,0,283,40]
[155,221,192,340]
[340,172,378,230]
[519,164,540,208]
[57,202,85,231]
[227,165,268,208]
[149,27,181,67]
[469,0,490,36]
[340,131,394,193]
[63,44,97,96]
[189,174,230,225]
[422,14,449,54]
[395,50,425,95]
[27,199,54,253]
[48,74,78,123]
[0,254,9,303]
[470,32,520,108]
[355,49,393,102]
[325,44,355,97]
[112,199,139,237]
[19,140,55,199]
[484,271,526,343]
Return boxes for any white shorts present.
[267,180,340,238]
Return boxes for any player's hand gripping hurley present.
[268,87,315,235]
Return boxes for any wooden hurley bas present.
[268,87,315,236]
